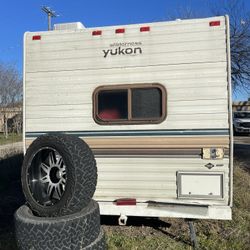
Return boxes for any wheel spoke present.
[55,185,62,198]
[57,157,63,168]
[47,184,54,197]
[61,168,66,176]
[48,152,56,166]
[40,175,50,184]
[43,200,52,206]
[40,163,50,174]
[61,177,66,185]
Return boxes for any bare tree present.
[209,0,250,93]
[167,6,199,20]
[168,0,250,93]
[0,63,22,138]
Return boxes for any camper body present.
[23,16,233,220]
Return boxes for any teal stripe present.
[25,129,229,138]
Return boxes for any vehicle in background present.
[233,111,250,135]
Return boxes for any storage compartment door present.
[177,172,224,199]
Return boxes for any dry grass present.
[0,148,249,250]
[0,133,22,146]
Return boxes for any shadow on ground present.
[0,154,24,250]
[234,135,250,173]
[234,144,250,172]
[101,215,192,246]
[101,215,171,228]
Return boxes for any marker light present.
[92,30,102,36]
[209,21,221,27]
[32,35,41,40]
[115,28,125,34]
[140,26,150,32]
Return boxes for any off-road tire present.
[84,228,107,250]
[21,134,97,217]
[15,200,102,250]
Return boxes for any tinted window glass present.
[132,88,162,119]
[94,84,166,124]
[98,90,128,120]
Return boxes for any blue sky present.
[0,0,249,100]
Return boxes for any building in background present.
[0,104,22,135]
[232,100,250,111]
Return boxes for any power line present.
[41,6,58,31]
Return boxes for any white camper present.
[23,16,233,221]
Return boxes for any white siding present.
[25,16,229,132]
[25,63,229,131]
[94,157,229,205]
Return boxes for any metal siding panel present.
[25,87,227,104]
[26,51,226,73]
[25,61,229,131]
[25,61,227,82]
[25,17,226,73]
[94,157,229,205]
[26,40,226,62]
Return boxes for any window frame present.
[93,83,167,125]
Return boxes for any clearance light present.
[32,35,41,40]
[140,26,150,32]
[209,21,221,27]
[115,28,125,34]
[92,30,102,36]
[115,198,136,206]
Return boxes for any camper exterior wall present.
[23,16,232,219]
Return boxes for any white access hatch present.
[177,172,224,199]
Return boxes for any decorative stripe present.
[93,148,202,157]
[25,129,229,138]
[26,136,229,149]
[25,135,229,158]
[92,148,229,157]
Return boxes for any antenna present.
[42,6,58,31]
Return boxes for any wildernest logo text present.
[103,42,142,58]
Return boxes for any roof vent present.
[54,22,85,31]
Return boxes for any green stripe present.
[26,129,229,138]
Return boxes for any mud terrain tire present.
[15,200,101,250]
[21,134,97,217]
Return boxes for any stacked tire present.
[14,134,106,250]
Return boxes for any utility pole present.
[41,6,57,31]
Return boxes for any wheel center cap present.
[56,170,63,179]
[49,167,60,183]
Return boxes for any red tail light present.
[140,26,150,32]
[209,21,221,27]
[115,198,136,206]
[32,35,41,40]
[92,30,102,36]
[115,28,125,34]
